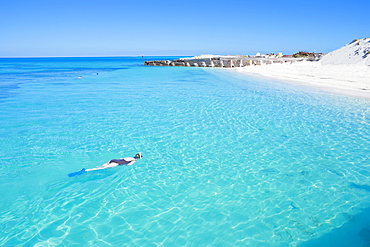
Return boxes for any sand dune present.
[321,38,370,66]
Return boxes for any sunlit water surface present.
[0,57,369,246]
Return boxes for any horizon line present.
[0,54,194,58]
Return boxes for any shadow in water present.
[349,182,370,193]
[299,183,370,247]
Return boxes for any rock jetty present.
[144,55,309,68]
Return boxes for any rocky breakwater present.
[144,60,171,66]
[144,55,306,68]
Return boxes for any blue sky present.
[0,0,369,57]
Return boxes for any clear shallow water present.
[0,57,369,246]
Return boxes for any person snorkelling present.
[86,153,142,171]
[110,153,142,165]
[68,153,142,177]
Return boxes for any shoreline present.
[234,61,370,99]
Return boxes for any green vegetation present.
[293,51,316,58]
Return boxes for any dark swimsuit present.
[108,159,128,165]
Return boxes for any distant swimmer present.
[68,153,142,177]
[78,76,83,79]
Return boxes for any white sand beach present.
[236,38,370,99]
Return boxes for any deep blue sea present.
[0,57,369,246]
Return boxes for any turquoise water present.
[0,57,369,246]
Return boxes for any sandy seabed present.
[235,61,370,99]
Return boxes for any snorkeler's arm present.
[126,160,137,166]
[123,157,137,166]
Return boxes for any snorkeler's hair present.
[135,153,142,159]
